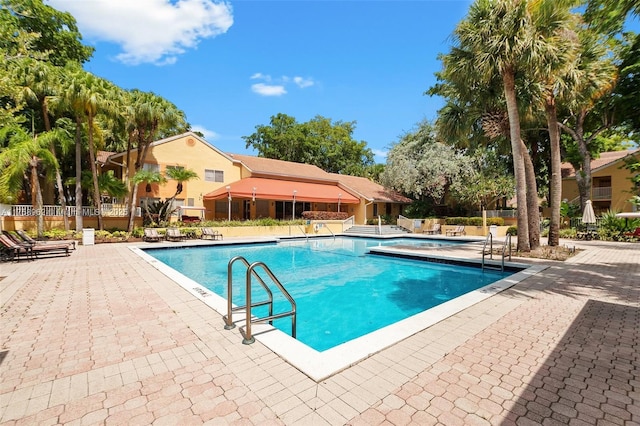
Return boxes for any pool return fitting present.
[224,256,297,344]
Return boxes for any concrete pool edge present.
[130,244,546,382]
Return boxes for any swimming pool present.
[145,236,508,351]
[135,236,542,380]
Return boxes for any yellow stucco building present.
[561,149,639,214]
[101,132,410,225]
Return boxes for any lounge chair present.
[446,225,465,236]
[1,233,70,259]
[15,229,76,250]
[166,227,185,242]
[0,234,33,261]
[143,228,162,242]
[200,227,223,240]
[423,223,441,235]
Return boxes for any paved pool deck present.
[1,237,638,425]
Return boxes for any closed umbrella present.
[582,200,596,224]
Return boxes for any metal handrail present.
[224,256,274,330]
[242,261,296,344]
[502,233,512,267]
[481,232,511,272]
[296,224,309,241]
[481,232,493,271]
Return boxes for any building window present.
[205,169,224,182]
[373,203,378,217]
[143,163,159,173]
[166,165,184,172]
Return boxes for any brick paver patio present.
[1,238,638,425]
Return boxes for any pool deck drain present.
[1,237,638,424]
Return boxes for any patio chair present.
[143,228,162,242]
[0,234,33,261]
[446,225,465,236]
[422,223,441,235]
[200,227,223,240]
[15,229,76,250]
[166,227,185,242]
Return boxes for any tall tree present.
[122,90,186,232]
[437,0,538,250]
[0,0,93,66]
[16,58,73,230]
[526,0,581,246]
[0,126,60,237]
[243,113,375,176]
[381,121,474,206]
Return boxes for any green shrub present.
[43,229,77,240]
[559,228,576,239]
[444,217,504,226]
[132,227,145,238]
[506,226,517,236]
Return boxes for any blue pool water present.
[146,237,510,351]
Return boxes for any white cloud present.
[250,73,315,96]
[47,0,233,65]
[373,148,388,160]
[251,83,287,97]
[190,125,219,140]
[293,76,314,88]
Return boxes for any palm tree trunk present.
[30,160,45,238]
[521,141,541,250]
[545,96,562,246]
[127,184,139,232]
[42,100,70,231]
[87,115,103,230]
[503,69,530,251]
[74,118,83,231]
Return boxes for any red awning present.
[203,177,360,204]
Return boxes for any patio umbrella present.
[582,200,596,224]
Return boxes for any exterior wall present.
[120,135,243,213]
[562,152,638,214]
[1,216,142,232]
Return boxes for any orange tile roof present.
[229,154,333,181]
[203,177,360,204]
[97,150,115,164]
[328,173,412,203]
[562,149,639,178]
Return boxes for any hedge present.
[444,217,505,226]
[301,211,349,220]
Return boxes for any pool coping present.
[130,238,546,382]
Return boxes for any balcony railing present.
[592,186,612,200]
[1,204,141,217]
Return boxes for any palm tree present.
[557,29,618,213]
[132,169,166,225]
[17,59,72,231]
[161,167,199,222]
[0,126,60,237]
[523,0,582,246]
[122,91,186,232]
[451,0,532,251]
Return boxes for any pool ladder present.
[224,256,297,344]
[481,233,512,272]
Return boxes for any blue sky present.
[45,1,475,162]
